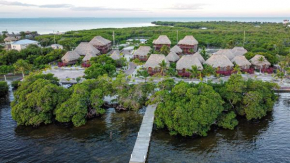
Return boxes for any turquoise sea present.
[0,17,287,34]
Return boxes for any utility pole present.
[177,30,179,44]
[113,31,115,47]
[243,30,246,47]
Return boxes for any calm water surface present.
[0,80,290,163]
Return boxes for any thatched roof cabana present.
[89,36,111,46]
[110,50,122,60]
[74,42,100,56]
[232,56,251,68]
[4,36,17,42]
[176,55,203,70]
[170,45,182,54]
[153,35,171,45]
[166,51,179,62]
[61,51,80,63]
[82,53,97,62]
[192,52,205,63]
[214,49,235,60]
[205,54,234,68]
[144,54,169,68]
[134,46,151,56]
[250,55,271,67]
[178,35,198,45]
[232,47,248,56]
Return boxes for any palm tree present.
[233,65,241,74]
[13,59,32,78]
[160,45,170,55]
[159,60,167,76]
[258,56,265,74]
[187,65,199,80]
[137,70,149,83]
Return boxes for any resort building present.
[144,54,169,75]
[231,47,248,56]
[205,54,234,76]
[61,51,80,65]
[214,49,235,60]
[50,44,63,50]
[10,39,39,51]
[74,42,101,56]
[166,51,180,63]
[192,52,205,64]
[178,35,198,54]
[153,35,171,51]
[176,55,203,77]
[232,56,252,73]
[133,46,151,61]
[82,53,97,63]
[110,50,122,60]
[89,36,112,54]
[170,45,183,56]
[4,36,18,44]
[250,55,271,70]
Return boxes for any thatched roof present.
[192,52,205,63]
[214,49,235,60]
[232,56,251,67]
[74,42,100,56]
[144,54,169,68]
[83,53,97,62]
[166,51,179,62]
[153,35,171,45]
[232,47,248,56]
[178,35,198,45]
[176,55,203,70]
[61,51,80,62]
[110,50,122,60]
[205,54,234,68]
[170,45,182,53]
[4,36,17,42]
[134,46,151,56]
[89,36,111,46]
[250,55,271,66]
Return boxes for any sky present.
[0,0,290,18]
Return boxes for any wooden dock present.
[129,104,157,163]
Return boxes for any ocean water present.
[0,17,287,34]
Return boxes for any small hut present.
[232,56,251,70]
[170,45,183,55]
[4,36,17,43]
[153,35,171,51]
[178,35,198,54]
[144,54,169,75]
[205,54,234,75]
[74,42,100,56]
[192,52,205,64]
[89,36,112,54]
[232,47,248,56]
[166,51,179,62]
[250,55,271,69]
[176,55,203,77]
[110,50,122,60]
[61,51,80,65]
[82,53,97,63]
[133,46,151,61]
[214,49,235,60]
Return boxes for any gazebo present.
[144,54,169,75]
[166,51,179,62]
[61,51,80,66]
[176,55,203,77]
[250,55,271,72]
[205,54,234,76]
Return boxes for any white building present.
[11,39,39,51]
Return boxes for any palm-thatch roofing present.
[74,42,100,56]
[153,35,171,45]
[192,52,205,63]
[176,55,203,70]
[4,36,17,42]
[61,51,80,62]
[214,49,235,60]
[144,54,169,68]
[166,51,179,62]
[232,56,251,67]
[82,53,97,62]
[89,36,111,46]
[250,55,271,67]
[178,35,198,45]
[232,47,248,56]
[134,46,151,56]
[110,50,122,60]
[205,54,234,68]
[170,45,182,54]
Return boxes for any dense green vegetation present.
[149,74,278,137]
[0,81,9,97]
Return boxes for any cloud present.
[167,3,207,10]
[0,0,36,7]
[39,4,74,8]
[71,7,142,12]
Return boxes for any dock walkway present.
[129,104,157,163]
